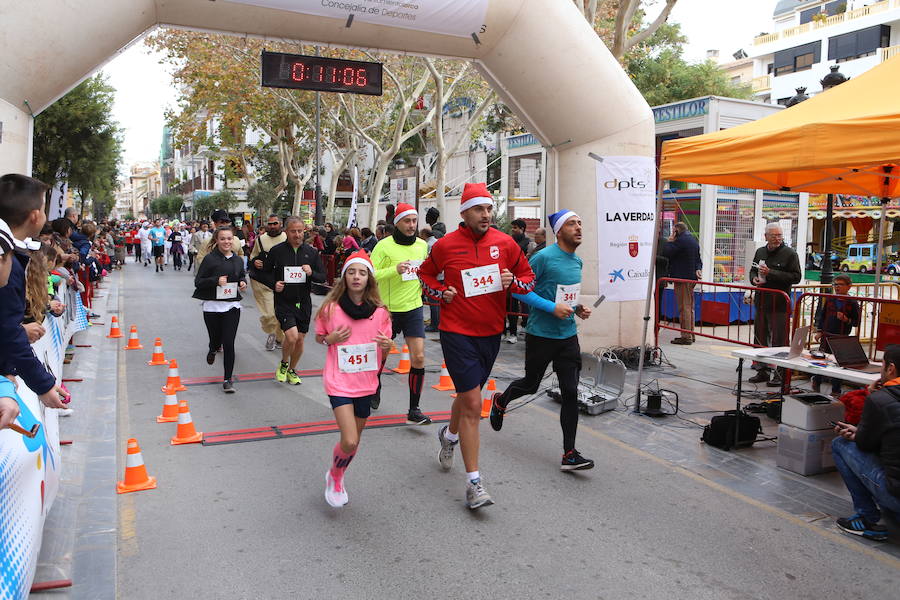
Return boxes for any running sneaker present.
[286,369,302,385]
[561,449,595,471]
[206,351,215,365]
[325,471,348,507]
[505,334,517,345]
[370,389,381,410]
[265,334,276,351]
[274,340,283,350]
[836,514,888,541]
[489,392,506,432]
[438,425,458,471]
[275,361,288,383]
[407,408,432,425]
[223,380,236,394]
[465,478,494,510]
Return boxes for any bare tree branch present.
[625,0,678,53]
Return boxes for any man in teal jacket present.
[489,208,594,471]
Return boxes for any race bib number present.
[284,266,307,283]
[401,260,423,281]
[462,264,502,297]
[174,235,182,242]
[337,342,378,373]
[216,283,238,299]
[555,283,581,308]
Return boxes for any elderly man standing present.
[748,222,801,386]
[661,222,702,345]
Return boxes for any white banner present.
[347,166,359,229]
[595,156,656,302]
[0,282,87,598]
[225,0,488,38]
[48,180,67,221]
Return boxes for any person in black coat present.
[0,175,68,409]
[660,222,702,345]
[831,344,900,541]
[193,227,247,393]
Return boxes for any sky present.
[100,0,778,170]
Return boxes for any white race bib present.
[401,260,423,281]
[461,264,502,297]
[337,342,378,373]
[284,266,307,283]
[216,283,238,299]
[174,235,182,242]
[555,283,581,308]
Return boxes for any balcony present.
[754,0,900,45]
[881,43,900,60]
[751,75,771,92]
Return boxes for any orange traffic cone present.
[106,315,123,339]
[170,398,203,445]
[156,389,179,423]
[161,359,187,393]
[480,380,498,418]
[390,344,400,355]
[116,438,157,494]
[147,338,168,366]
[392,345,411,374]
[432,362,455,391]
[124,325,143,350]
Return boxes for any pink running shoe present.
[325,471,348,507]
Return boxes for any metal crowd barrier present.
[791,291,900,360]
[654,277,792,348]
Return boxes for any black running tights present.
[499,334,581,452]
[203,308,240,380]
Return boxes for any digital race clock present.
[260,51,383,96]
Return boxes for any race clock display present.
[261,51,383,96]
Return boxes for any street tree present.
[32,74,123,214]
[194,189,238,222]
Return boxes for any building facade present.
[748,0,900,104]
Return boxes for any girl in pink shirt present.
[315,249,393,507]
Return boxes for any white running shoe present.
[325,471,348,507]
[438,425,458,471]
[505,334,517,345]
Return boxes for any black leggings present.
[187,252,195,271]
[173,252,182,269]
[499,334,581,452]
[203,308,240,380]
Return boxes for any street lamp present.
[818,65,850,286]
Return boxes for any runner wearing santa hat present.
[315,249,394,507]
[418,182,535,509]
[369,202,432,425]
[489,209,595,470]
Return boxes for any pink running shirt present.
[315,303,391,398]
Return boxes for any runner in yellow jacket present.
[369,202,431,425]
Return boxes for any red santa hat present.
[459,182,494,213]
[341,249,375,277]
[394,202,418,225]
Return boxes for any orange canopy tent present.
[660,57,900,198]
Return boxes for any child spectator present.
[813,274,861,396]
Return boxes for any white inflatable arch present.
[0,0,653,346]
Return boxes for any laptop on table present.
[824,334,883,373]
[761,325,810,360]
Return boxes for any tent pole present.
[634,182,665,413]
[875,197,889,298]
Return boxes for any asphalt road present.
[116,255,900,599]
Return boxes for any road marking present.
[530,403,900,570]
[115,273,139,560]
[202,411,452,446]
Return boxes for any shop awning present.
[660,56,900,198]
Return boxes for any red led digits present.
[274,55,374,91]
[291,62,306,82]
[356,68,367,86]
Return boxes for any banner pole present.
[633,179,665,413]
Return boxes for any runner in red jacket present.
[418,182,535,509]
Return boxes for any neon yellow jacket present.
[370,236,428,312]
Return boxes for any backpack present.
[701,410,761,450]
